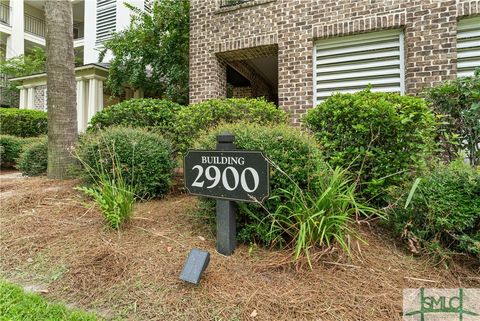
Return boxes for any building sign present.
[184,150,270,203]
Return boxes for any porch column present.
[133,89,144,99]
[85,76,105,123]
[18,87,27,109]
[76,78,87,132]
[26,86,35,109]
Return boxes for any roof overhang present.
[10,63,109,82]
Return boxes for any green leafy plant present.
[0,135,25,167]
[387,160,480,258]
[195,122,324,245]
[100,0,190,104]
[0,47,46,107]
[177,98,289,154]
[267,165,378,267]
[76,127,175,198]
[0,108,48,137]
[76,147,135,230]
[304,89,437,202]
[17,137,48,176]
[426,68,480,165]
[88,98,181,141]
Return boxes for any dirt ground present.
[0,173,479,321]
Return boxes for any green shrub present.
[0,135,25,167]
[304,89,437,202]
[0,108,48,137]
[388,160,480,258]
[195,122,326,245]
[76,127,175,198]
[77,151,135,230]
[176,98,289,154]
[0,135,42,167]
[17,137,48,176]
[88,99,181,138]
[426,69,480,166]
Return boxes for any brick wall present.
[190,0,480,124]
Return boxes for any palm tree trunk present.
[45,0,77,179]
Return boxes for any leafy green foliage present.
[177,98,289,154]
[88,98,181,140]
[269,166,378,267]
[304,89,437,202]
[195,122,325,245]
[388,160,480,258]
[0,108,48,137]
[76,127,175,198]
[100,0,190,104]
[0,47,46,106]
[0,135,25,166]
[0,280,97,321]
[426,69,480,165]
[76,149,135,230]
[17,137,48,176]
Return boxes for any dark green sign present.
[184,150,270,203]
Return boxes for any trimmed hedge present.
[17,137,48,176]
[88,99,181,138]
[0,135,44,168]
[176,98,289,154]
[0,108,48,137]
[76,127,176,198]
[388,160,480,258]
[195,122,326,245]
[304,89,437,202]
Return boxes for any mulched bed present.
[0,174,478,320]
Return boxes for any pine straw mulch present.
[0,173,479,321]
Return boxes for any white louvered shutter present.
[96,0,116,44]
[457,17,480,78]
[314,30,405,105]
[144,0,153,13]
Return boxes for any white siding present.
[313,30,405,105]
[96,0,116,44]
[457,17,480,78]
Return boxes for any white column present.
[133,89,144,99]
[96,79,104,112]
[87,78,99,123]
[26,87,35,110]
[83,0,97,64]
[6,0,24,59]
[76,78,86,132]
[18,87,27,109]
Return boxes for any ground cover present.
[0,173,478,321]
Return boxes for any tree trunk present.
[45,0,77,179]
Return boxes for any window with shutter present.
[313,30,405,105]
[96,0,116,44]
[457,17,480,78]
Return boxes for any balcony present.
[0,3,10,26]
[23,14,83,44]
[24,13,45,38]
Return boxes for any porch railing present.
[24,13,45,38]
[0,3,10,26]
[220,0,253,7]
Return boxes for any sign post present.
[183,132,270,256]
[216,133,237,256]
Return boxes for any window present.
[96,0,116,44]
[457,17,480,77]
[313,30,405,105]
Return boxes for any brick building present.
[189,0,480,124]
